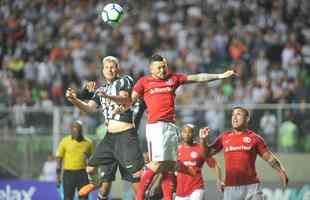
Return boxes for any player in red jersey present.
[99,54,236,200]
[131,54,235,200]
[205,107,289,200]
[176,124,223,200]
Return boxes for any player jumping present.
[102,54,236,200]
[65,56,145,200]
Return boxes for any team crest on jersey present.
[165,78,174,85]
[243,137,251,144]
[190,151,198,159]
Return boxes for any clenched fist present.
[65,88,77,102]
[85,81,96,93]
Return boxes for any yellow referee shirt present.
[56,136,94,170]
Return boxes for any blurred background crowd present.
[1,0,310,153]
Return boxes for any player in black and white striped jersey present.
[66,56,145,200]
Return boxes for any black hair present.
[232,106,250,117]
[150,54,165,63]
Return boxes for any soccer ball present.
[101,3,124,27]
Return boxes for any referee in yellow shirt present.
[56,120,94,200]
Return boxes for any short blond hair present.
[102,56,119,68]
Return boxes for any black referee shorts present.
[63,169,89,200]
[88,128,144,183]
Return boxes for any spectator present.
[40,153,57,182]
[278,111,298,152]
[260,111,277,149]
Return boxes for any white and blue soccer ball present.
[101,3,124,27]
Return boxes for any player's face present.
[231,108,248,130]
[181,126,194,144]
[150,61,167,79]
[70,123,81,138]
[102,60,119,82]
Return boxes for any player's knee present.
[86,166,96,174]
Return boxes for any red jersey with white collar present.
[209,130,269,186]
[176,143,216,197]
[133,73,187,123]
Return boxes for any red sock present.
[161,172,174,200]
[135,168,155,200]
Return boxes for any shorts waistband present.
[107,127,136,135]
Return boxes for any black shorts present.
[88,128,144,182]
[63,169,89,199]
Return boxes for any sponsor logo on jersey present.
[243,137,251,144]
[190,151,198,159]
[183,160,197,166]
[225,145,252,152]
[165,78,174,85]
[149,87,173,94]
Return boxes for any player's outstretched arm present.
[261,151,289,190]
[186,70,236,83]
[65,88,97,113]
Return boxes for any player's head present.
[102,56,120,82]
[181,124,195,144]
[231,107,250,131]
[70,120,83,139]
[149,54,168,79]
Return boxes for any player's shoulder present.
[119,75,134,82]
[178,144,185,150]
[247,130,265,141]
[170,72,187,80]
[247,129,261,137]
[192,143,203,149]
[83,137,93,144]
[220,131,232,137]
[117,75,135,87]
[94,85,106,93]
[61,135,72,143]
[135,75,153,86]
[137,75,151,82]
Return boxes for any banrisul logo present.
[0,185,36,200]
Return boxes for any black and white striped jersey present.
[92,75,137,124]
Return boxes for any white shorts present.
[224,183,264,200]
[175,189,205,200]
[146,121,179,161]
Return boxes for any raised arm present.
[199,127,210,149]
[261,151,289,190]
[200,128,223,157]
[186,70,236,83]
[65,88,97,113]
